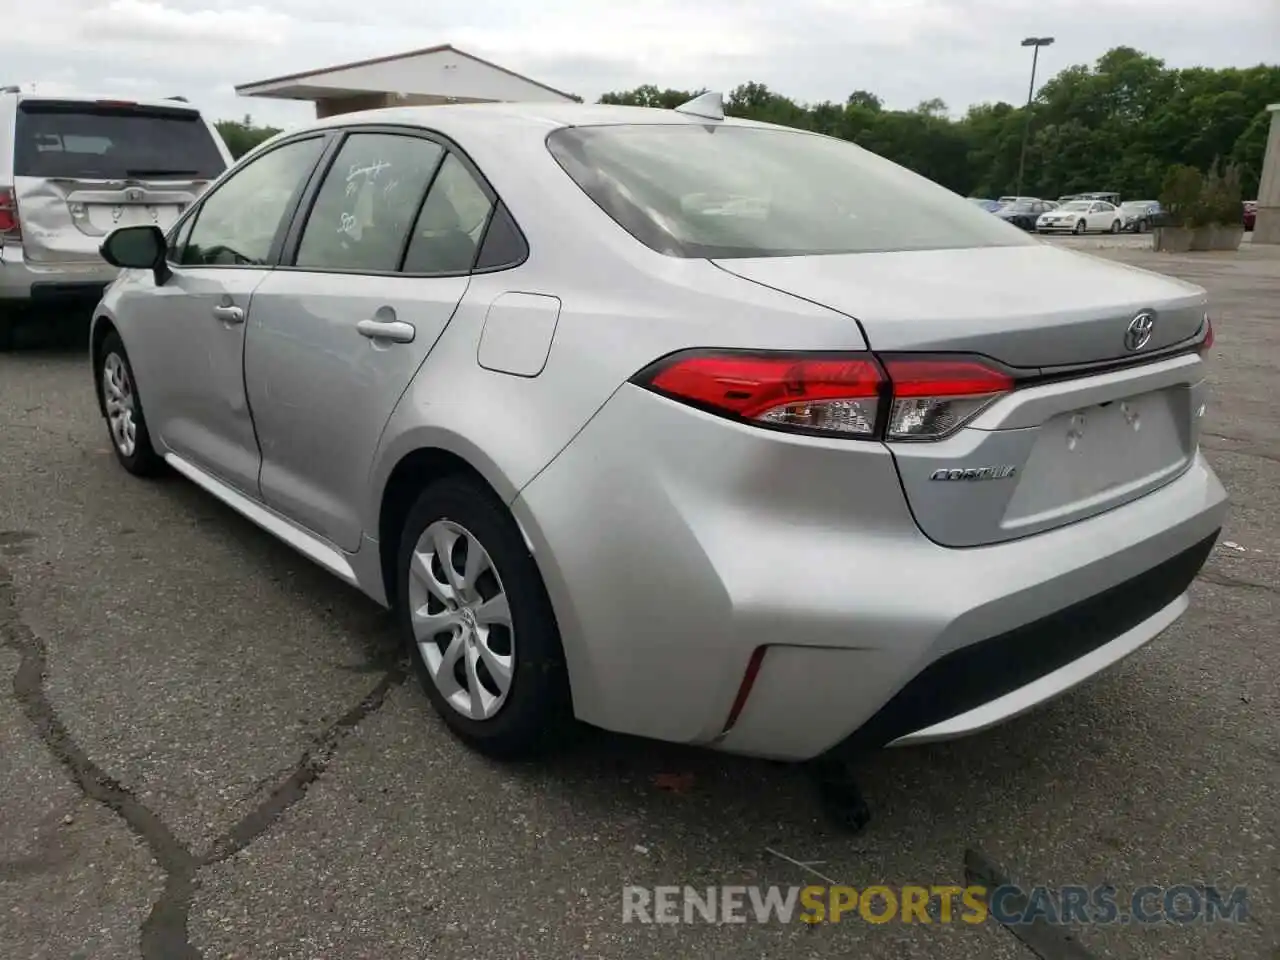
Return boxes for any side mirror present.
[100,225,171,285]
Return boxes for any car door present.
[1086,202,1108,231]
[244,128,496,552]
[123,134,329,493]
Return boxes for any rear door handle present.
[356,319,416,344]
[212,305,244,324]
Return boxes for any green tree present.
[214,115,281,159]
[596,50,1280,200]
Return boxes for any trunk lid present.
[715,245,1210,547]
[12,98,226,264]
[713,245,1206,368]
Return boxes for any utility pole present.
[1015,36,1054,198]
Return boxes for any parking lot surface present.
[2,237,1277,960]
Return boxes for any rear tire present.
[1073,219,1086,235]
[1109,219,1121,234]
[97,331,165,477]
[397,475,575,760]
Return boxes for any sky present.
[4,0,1278,129]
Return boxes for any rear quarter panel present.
[364,114,873,529]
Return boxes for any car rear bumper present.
[513,385,1228,762]
[0,246,116,305]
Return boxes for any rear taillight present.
[640,351,885,437]
[879,355,1015,441]
[0,188,19,239]
[633,350,1015,442]
[1198,315,1214,355]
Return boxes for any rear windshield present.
[546,124,1034,258]
[14,101,226,180]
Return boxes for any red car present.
[1244,201,1257,231]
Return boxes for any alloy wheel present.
[102,352,138,457]
[407,519,515,720]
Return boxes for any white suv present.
[0,87,232,347]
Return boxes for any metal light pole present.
[1015,36,1054,198]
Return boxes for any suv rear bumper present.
[0,246,116,305]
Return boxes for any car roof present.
[296,101,784,139]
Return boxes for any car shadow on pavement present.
[3,305,94,354]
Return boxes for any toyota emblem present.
[1124,312,1156,351]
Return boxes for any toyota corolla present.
[89,96,1226,764]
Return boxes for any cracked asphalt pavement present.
[2,240,1277,959]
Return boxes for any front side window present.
[294,133,445,273]
[548,124,1037,258]
[182,137,325,266]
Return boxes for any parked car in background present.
[1243,201,1257,231]
[1119,200,1162,233]
[90,100,1225,765]
[969,198,1003,212]
[1061,191,1122,207]
[1037,199,1124,235]
[0,86,232,348]
[995,198,1053,231]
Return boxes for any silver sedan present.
[90,97,1226,764]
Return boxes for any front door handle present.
[212,304,244,324]
[356,318,416,344]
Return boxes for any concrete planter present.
[1210,224,1245,251]
[1153,226,1194,252]
[1189,226,1215,251]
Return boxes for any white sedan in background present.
[1037,199,1124,235]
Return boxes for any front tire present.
[1073,219,1086,235]
[397,476,574,760]
[98,331,164,476]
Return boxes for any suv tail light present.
[633,350,1016,442]
[0,188,20,240]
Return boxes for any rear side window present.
[13,100,226,181]
[294,132,445,273]
[547,125,1035,258]
[401,153,494,274]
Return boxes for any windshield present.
[1060,201,1092,211]
[546,124,1035,258]
[14,101,226,180]
[1121,202,1150,210]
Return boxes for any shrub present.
[1159,164,1203,228]
[1216,161,1243,225]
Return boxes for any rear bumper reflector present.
[721,647,768,734]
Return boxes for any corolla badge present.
[1125,311,1156,351]
[930,465,1018,481]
